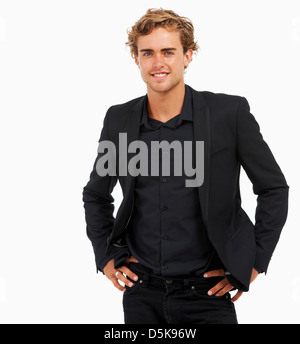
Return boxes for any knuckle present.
[120,266,129,275]
[123,267,138,281]
[211,288,218,294]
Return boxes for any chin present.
[148,81,177,94]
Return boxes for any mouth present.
[151,72,170,79]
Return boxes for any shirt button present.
[163,236,168,240]
[162,177,167,183]
[162,206,168,211]
[162,264,168,270]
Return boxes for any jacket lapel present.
[123,96,145,193]
[190,87,211,229]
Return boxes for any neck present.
[146,80,186,123]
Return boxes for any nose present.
[152,54,165,69]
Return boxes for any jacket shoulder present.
[196,90,248,120]
[107,95,144,115]
[199,90,244,106]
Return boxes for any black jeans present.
[122,263,238,324]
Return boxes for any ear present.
[184,49,193,69]
[134,54,140,69]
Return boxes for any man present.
[82,8,289,324]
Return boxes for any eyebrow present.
[139,48,177,53]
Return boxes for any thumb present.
[231,290,243,303]
[127,256,139,263]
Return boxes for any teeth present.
[153,73,167,77]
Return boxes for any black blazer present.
[82,85,289,291]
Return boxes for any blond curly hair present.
[126,8,199,57]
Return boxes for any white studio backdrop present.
[0,0,299,324]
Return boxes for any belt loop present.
[141,271,149,286]
[184,278,190,288]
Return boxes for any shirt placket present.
[159,124,172,275]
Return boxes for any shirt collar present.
[140,84,193,128]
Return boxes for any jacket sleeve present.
[236,97,289,274]
[82,107,119,273]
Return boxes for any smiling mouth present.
[151,72,170,79]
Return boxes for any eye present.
[165,51,174,56]
[143,52,152,56]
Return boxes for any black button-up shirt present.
[122,85,223,277]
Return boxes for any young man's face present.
[134,27,193,94]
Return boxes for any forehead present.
[136,27,182,50]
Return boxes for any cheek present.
[138,61,149,74]
[169,57,184,71]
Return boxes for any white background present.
[0,0,299,324]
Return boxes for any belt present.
[127,263,224,291]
